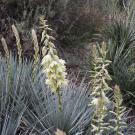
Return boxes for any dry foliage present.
[55,129,66,135]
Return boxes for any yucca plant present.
[101,0,135,107]
[26,72,93,135]
[0,53,93,135]
[0,53,52,134]
[0,29,48,134]
[0,55,32,134]
[86,42,135,135]
[86,41,135,135]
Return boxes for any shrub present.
[29,75,93,134]
[1,0,105,48]
[100,0,135,107]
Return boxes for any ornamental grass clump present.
[90,42,112,134]
[110,85,127,135]
[40,16,68,111]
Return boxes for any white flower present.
[91,97,99,107]
[42,52,68,92]
[41,54,52,66]
[102,91,110,104]
[40,17,68,111]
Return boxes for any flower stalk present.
[40,16,68,111]
[110,85,127,135]
[90,42,112,135]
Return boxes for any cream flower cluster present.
[39,16,68,92]
[109,85,127,135]
[42,49,68,92]
[90,42,112,134]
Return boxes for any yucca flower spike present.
[40,16,68,111]
[90,42,112,135]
